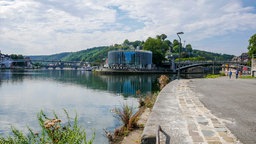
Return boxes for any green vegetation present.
[175,56,206,62]
[0,110,94,144]
[248,33,256,57]
[205,74,222,78]
[205,72,226,78]
[29,52,70,61]
[139,92,158,109]
[192,50,234,61]
[113,104,140,131]
[240,75,255,79]
[29,34,235,67]
[106,75,169,143]
[10,54,24,60]
[143,34,171,65]
[104,103,142,143]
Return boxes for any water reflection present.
[1,70,160,97]
[0,70,162,143]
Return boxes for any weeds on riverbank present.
[104,103,143,143]
[139,75,168,108]
[105,75,170,143]
[0,110,94,144]
[139,92,158,109]
[158,75,170,90]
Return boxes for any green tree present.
[143,35,169,65]
[123,39,130,46]
[185,44,193,53]
[248,33,256,57]
[172,39,180,53]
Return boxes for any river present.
[0,69,164,143]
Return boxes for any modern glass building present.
[107,50,152,69]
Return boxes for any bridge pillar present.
[172,59,176,72]
[251,54,256,77]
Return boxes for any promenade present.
[141,77,256,144]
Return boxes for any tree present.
[123,39,130,46]
[248,33,256,57]
[172,39,180,53]
[143,35,169,65]
[185,44,192,53]
[10,54,24,59]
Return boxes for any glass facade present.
[108,50,152,69]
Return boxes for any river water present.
[0,69,163,143]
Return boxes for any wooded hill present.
[29,38,235,65]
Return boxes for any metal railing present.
[156,125,170,144]
[156,125,163,144]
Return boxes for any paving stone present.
[218,132,236,143]
[197,116,209,125]
[205,136,220,141]
[207,141,222,144]
[201,130,215,137]
[191,136,204,142]
[142,80,241,144]
[215,127,227,132]
[222,136,235,143]
[188,123,197,131]
[189,130,200,137]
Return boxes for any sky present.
[1,0,256,56]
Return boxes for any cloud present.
[0,0,256,55]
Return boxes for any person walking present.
[229,70,232,79]
[236,69,239,79]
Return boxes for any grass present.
[105,75,170,143]
[205,72,226,78]
[104,103,143,143]
[139,92,158,109]
[240,75,255,79]
[0,110,94,144]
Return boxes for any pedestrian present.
[236,69,239,79]
[229,70,232,79]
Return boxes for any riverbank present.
[141,77,256,144]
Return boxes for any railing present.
[156,125,163,144]
[156,125,170,144]
[175,61,248,70]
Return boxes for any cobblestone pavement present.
[176,80,241,144]
[141,79,245,144]
[190,78,256,144]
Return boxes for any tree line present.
[24,33,256,67]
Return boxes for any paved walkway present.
[141,78,256,144]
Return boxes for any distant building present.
[232,53,249,62]
[0,53,13,68]
[107,50,152,69]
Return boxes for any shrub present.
[158,75,169,90]
[0,110,94,144]
[113,104,140,130]
[205,74,223,78]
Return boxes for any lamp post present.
[177,32,184,80]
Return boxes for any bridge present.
[170,60,250,74]
[176,61,248,70]
[1,58,250,73]
[1,59,89,69]
[30,60,90,69]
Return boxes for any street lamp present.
[177,32,184,80]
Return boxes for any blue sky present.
[0,0,256,56]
